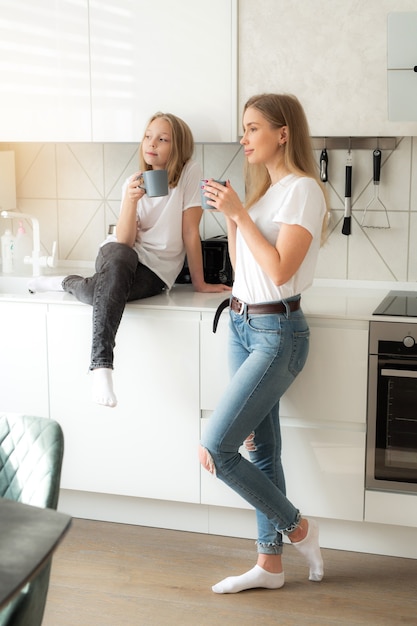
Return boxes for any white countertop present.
[1,273,417,322]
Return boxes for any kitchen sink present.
[0,275,32,294]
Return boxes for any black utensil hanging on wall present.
[320,146,334,230]
[361,149,390,229]
[320,148,328,183]
[342,151,352,236]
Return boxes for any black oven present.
[366,319,417,494]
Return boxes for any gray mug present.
[139,169,169,197]
[200,179,226,210]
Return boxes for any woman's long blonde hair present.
[243,94,328,242]
[139,112,195,188]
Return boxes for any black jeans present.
[63,242,166,369]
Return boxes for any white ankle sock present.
[292,519,324,582]
[28,276,65,293]
[91,368,117,408]
[212,564,285,594]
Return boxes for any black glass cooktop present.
[373,291,417,317]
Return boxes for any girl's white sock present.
[91,368,117,408]
[28,276,66,293]
[292,519,324,582]
[212,564,284,594]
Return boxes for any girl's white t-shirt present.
[233,174,326,304]
[104,160,202,289]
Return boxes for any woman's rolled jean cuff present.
[282,511,302,536]
[256,541,283,555]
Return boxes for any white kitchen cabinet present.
[280,319,369,425]
[200,312,229,410]
[200,418,365,522]
[387,12,417,121]
[47,304,200,504]
[200,314,368,425]
[0,0,91,141]
[0,301,49,415]
[89,0,237,142]
[365,489,417,528]
[0,0,236,142]
[282,422,365,522]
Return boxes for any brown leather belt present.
[230,296,301,316]
[213,295,301,333]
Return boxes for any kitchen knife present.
[342,152,352,236]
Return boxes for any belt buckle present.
[237,299,245,315]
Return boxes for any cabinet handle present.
[381,368,417,378]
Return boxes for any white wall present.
[1,0,417,283]
[239,0,417,136]
[1,137,416,283]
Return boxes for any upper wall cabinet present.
[387,12,417,121]
[0,0,91,141]
[238,0,417,137]
[89,0,237,142]
[0,0,237,142]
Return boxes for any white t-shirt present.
[104,160,202,289]
[233,174,326,304]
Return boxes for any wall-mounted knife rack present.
[311,137,397,151]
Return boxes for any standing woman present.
[29,112,230,407]
[199,94,328,593]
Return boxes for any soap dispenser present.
[1,229,15,274]
[13,220,32,274]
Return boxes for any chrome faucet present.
[0,210,57,276]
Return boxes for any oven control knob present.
[403,335,415,348]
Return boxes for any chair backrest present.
[0,414,64,510]
[0,414,65,626]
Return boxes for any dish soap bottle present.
[13,220,32,274]
[1,229,15,274]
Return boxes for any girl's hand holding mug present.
[128,172,146,201]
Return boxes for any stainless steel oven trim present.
[381,368,417,378]
[369,320,417,352]
[365,352,379,491]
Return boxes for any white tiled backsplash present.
[0,137,416,282]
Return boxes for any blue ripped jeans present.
[62,242,165,370]
[200,298,309,555]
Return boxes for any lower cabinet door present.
[0,302,49,416]
[365,490,417,528]
[201,315,368,427]
[200,417,365,522]
[47,305,201,504]
[281,422,365,522]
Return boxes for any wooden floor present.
[42,518,416,626]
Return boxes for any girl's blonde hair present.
[139,112,195,187]
[243,94,328,242]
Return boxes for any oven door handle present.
[381,368,417,378]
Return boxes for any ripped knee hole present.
[244,431,257,452]
[198,445,216,475]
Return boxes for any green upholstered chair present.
[0,414,65,626]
